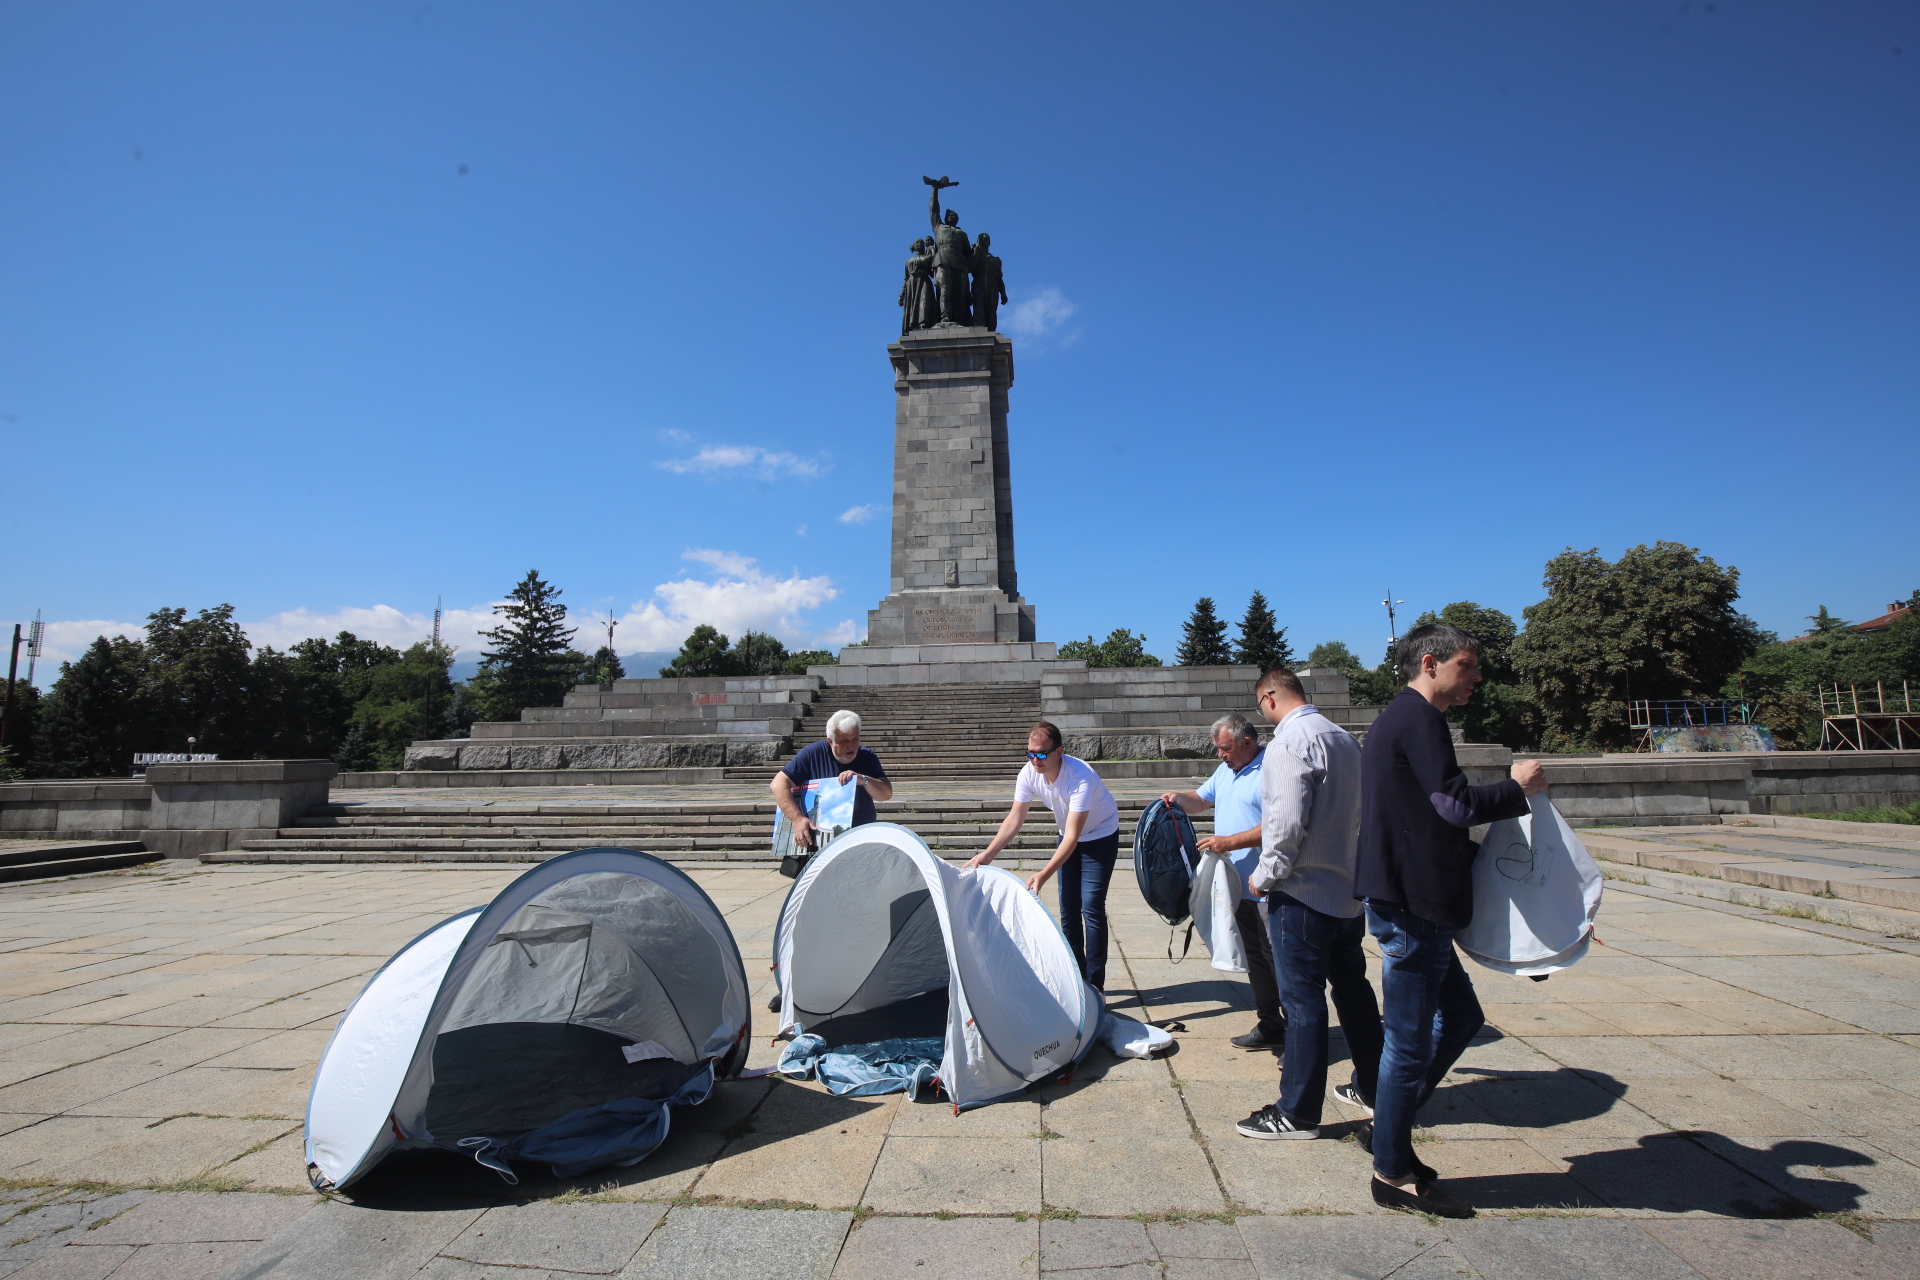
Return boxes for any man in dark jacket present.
[1355,624,1545,1219]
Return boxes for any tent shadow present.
[1115,978,1256,1024]
[337,1097,752,1210]
[1436,1066,1625,1130]
[1434,1133,1876,1216]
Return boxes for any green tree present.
[1412,602,1540,748]
[1059,629,1161,668]
[474,571,578,721]
[1303,641,1363,675]
[1233,591,1293,671]
[32,636,150,777]
[661,624,739,677]
[1806,606,1850,635]
[142,605,254,754]
[1176,597,1233,666]
[586,646,626,685]
[733,631,790,676]
[781,650,838,675]
[1512,542,1763,750]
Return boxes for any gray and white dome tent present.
[773,823,1102,1108]
[305,848,750,1191]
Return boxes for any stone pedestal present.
[144,759,336,857]
[866,326,1035,647]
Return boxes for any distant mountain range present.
[448,652,677,684]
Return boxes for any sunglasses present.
[1027,750,1052,761]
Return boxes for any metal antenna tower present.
[1383,592,1405,646]
[24,611,43,686]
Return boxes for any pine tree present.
[1233,591,1293,672]
[474,570,578,722]
[1176,597,1232,667]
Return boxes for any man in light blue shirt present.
[1161,713,1284,1049]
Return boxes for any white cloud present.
[659,429,691,443]
[838,503,881,524]
[614,548,845,650]
[1007,287,1079,344]
[795,523,808,537]
[657,444,825,480]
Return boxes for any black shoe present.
[1372,1176,1474,1219]
[1235,1105,1318,1140]
[1355,1122,1437,1183]
[1230,1023,1287,1050]
[766,991,782,1013]
[1334,1082,1374,1115]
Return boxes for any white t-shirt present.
[1014,755,1120,842]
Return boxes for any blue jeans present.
[1269,893,1382,1129]
[1056,833,1119,988]
[1365,899,1483,1182]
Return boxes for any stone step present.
[0,840,161,882]
[239,831,1116,853]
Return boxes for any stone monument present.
[866,176,1036,648]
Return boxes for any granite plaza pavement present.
[3,839,1920,1277]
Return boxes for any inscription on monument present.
[908,603,996,643]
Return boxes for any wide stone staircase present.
[210,790,1193,865]
[726,681,1045,781]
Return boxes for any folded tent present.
[773,822,1101,1108]
[305,848,750,1191]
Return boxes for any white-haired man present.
[771,709,894,851]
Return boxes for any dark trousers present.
[1268,893,1383,1128]
[1234,898,1283,1030]
[1057,832,1120,989]
[1365,899,1484,1181]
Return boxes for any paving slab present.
[1638,1217,1920,1280]
[439,1201,666,1273]
[863,1134,1043,1215]
[623,1204,850,1280]
[81,1190,316,1244]
[207,1198,484,1280]
[831,1214,1037,1279]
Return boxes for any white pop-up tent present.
[1457,796,1604,977]
[305,848,749,1191]
[773,823,1102,1109]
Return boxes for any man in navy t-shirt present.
[771,708,893,850]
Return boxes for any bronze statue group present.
[899,176,1007,334]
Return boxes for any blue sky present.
[3,2,1915,680]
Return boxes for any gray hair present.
[1396,623,1477,682]
[1210,713,1259,745]
[825,709,862,739]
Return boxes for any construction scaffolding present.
[1626,698,1765,753]
[1820,681,1920,751]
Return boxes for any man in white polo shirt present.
[1162,713,1284,1049]
[968,720,1123,990]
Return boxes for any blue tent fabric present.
[456,1063,716,1183]
[776,1033,942,1098]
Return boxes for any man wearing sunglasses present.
[966,721,1122,990]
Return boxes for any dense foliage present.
[1735,591,1919,748]
[659,626,837,678]
[1513,543,1763,750]
[22,608,462,776]
[1175,598,1232,666]
[1059,629,1161,668]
